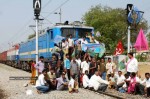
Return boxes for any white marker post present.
[35,19,38,76]
[33,0,41,76]
[127,26,130,53]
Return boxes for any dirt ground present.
[138,62,150,79]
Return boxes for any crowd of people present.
[29,34,150,98]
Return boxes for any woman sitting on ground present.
[128,72,137,94]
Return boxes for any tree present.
[28,33,36,39]
[147,32,150,47]
[82,5,148,54]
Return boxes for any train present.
[0,21,103,71]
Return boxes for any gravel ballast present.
[0,64,112,99]
[0,63,149,99]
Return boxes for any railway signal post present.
[33,0,41,76]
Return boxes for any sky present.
[0,0,150,51]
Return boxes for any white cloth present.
[62,42,68,50]
[36,74,46,87]
[81,61,89,74]
[141,78,150,88]
[83,74,90,88]
[116,75,125,85]
[89,75,109,90]
[81,39,88,47]
[68,78,75,88]
[68,38,74,47]
[76,59,81,68]
[126,58,138,73]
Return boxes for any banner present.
[114,40,124,55]
[53,35,65,44]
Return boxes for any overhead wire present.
[45,0,70,18]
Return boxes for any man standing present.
[35,56,45,76]
[98,58,106,80]
[68,35,74,56]
[64,54,71,80]
[106,58,116,79]
[86,33,94,43]
[70,57,79,76]
[89,58,97,78]
[81,57,90,75]
[126,52,138,76]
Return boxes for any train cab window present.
[61,28,76,38]
[78,29,92,38]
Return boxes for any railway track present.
[83,88,125,99]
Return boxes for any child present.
[68,74,79,93]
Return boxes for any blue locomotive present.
[17,22,95,70]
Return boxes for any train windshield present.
[78,28,92,38]
[61,28,93,38]
[61,28,76,38]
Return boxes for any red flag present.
[114,40,124,55]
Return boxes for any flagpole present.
[127,26,130,53]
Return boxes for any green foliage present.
[146,32,150,47]
[83,5,148,54]
[28,33,36,39]
[135,54,147,62]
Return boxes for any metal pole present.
[127,26,130,53]
[35,19,39,76]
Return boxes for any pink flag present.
[134,28,149,51]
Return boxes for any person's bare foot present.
[69,91,73,94]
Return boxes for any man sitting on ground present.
[83,70,90,89]
[115,71,125,91]
[46,68,57,90]
[36,69,49,94]
[56,72,68,90]
[89,71,109,92]
[141,73,150,97]
[68,74,79,93]
[108,73,117,89]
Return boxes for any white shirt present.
[36,74,46,87]
[106,62,114,74]
[81,39,88,47]
[35,61,44,73]
[141,78,150,88]
[83,74,90,88]
[68,38,74,47]
[116,75,125,85]
[89,75,109,90]
[76,59,81,68]
[68,78,75,88]
[81,61,89,74]
[62,42,67,50]
[126,58,138,73]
